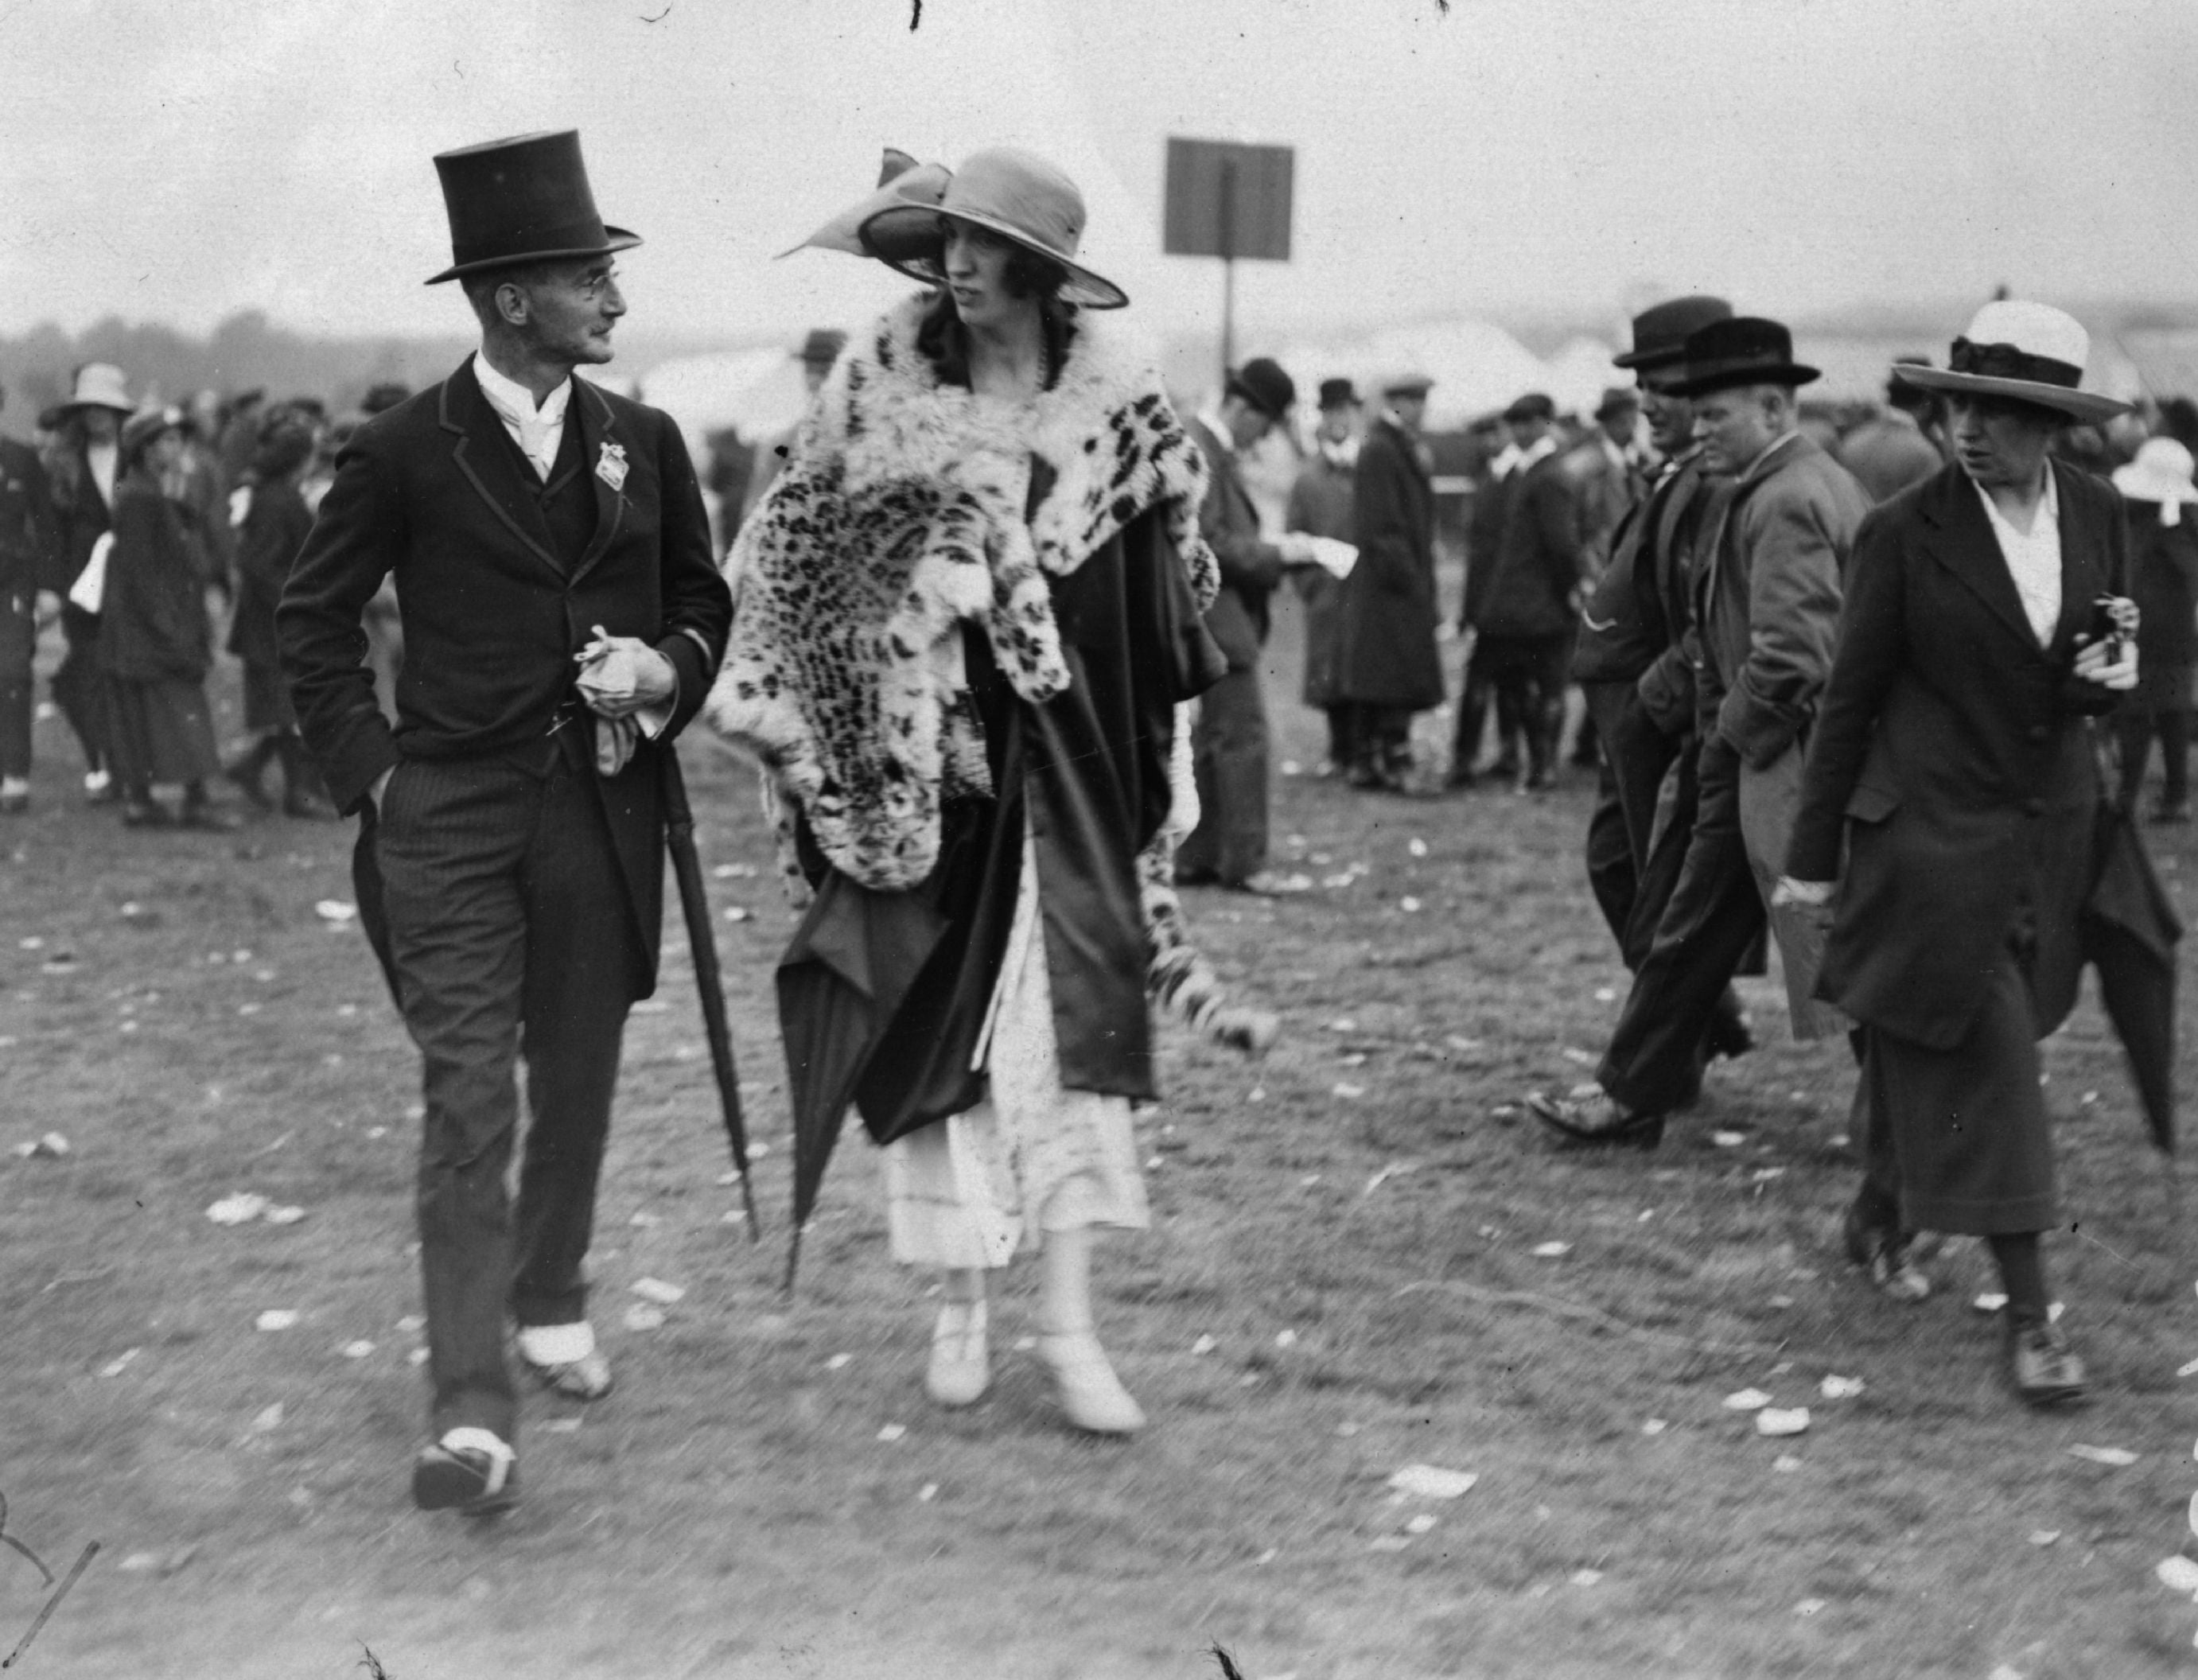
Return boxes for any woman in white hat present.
[2110,436,2198,821]
[42,363,138,799]
[709,149,1235,1433]
[1779,301,2138,1406]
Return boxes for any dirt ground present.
[6,593,2198,1680]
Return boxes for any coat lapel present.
[569,379,627,585]
[439,361,565,581]
[1918,466,2042,654]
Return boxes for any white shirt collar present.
[1973,466,2062,647]
[472,351,573,480]
[1513,434,1558,474]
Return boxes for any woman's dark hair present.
[914,235,1078,390]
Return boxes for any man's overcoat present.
[1335,414,1443,707]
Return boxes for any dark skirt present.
[106,675,220,787]
[1862,936,2058,1235]
[241,659,295,733]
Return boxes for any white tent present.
[1275,317,1551,430]
[637,347,811,464]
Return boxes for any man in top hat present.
[1460,392,1585,791]
[1569,297,1753,1074]
[1333,371,1444,791]
[1533,316,1869,1146]
[44,362,139,801]
[1837,357,1948,505]
[278,130,733,1515]
[1286,377,1362,775]
[1177,356,1315,892]
[737,327,849,533]
[0,382,60,813]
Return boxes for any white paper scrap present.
[1387,1464,1479,1500]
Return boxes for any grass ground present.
[6,593,2198,1680]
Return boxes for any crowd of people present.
[4,126,2192,1519]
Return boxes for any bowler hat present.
[1317,377,1360,410]
[861,147,1128,309]
[797,329,848,368]
[59,363,134,415]
[425,130,640,286]
[1670,317,1819,398]
[1227,358,1296,422]
[780,149,952,260]
[1504,392,1556,424]
[1892,301,2130,425]
[1613,295,1733,371]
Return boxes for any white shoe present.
[925,1300,990,1407]
[518,1321,613,1400]
[1040,1331,1145,1435]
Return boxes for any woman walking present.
[2109,436,2198,821]
[224,413,332,816]
[1780,302,2137,1405]
[710,148,1226,1433]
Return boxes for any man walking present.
[1333,372,1443,791]
[1178,357,1308,892]
[1285,377,1360,776]
[279,131,733,1513]
[1532,317,1868,1145]
[0,384,60,814]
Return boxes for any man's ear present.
[495,281,531,329]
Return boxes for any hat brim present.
[424,227,642,286]
[58,396,136,414]
[859,204,1128,310]
[1892,364,2130,425]
[778,163,952,259]
[1668,362,1821,399]
[1611,345,1686,371]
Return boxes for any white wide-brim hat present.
[859,146,1128,310]
[60,362,134,414]
[2113,436,2198,523]
[1893,301,2131,425]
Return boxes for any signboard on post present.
[1163,138,1295,379]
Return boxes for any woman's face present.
[1947,395,2058,492]
[144,428,185,473]
[940,220,1032,332]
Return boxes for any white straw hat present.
[2112,436,2198,525]
[1893,301,2130,424]
[859,146,1127,310]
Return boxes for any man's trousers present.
[363,741,641,1443]
[51,603,105,773]
[0,587,33,780]
[1178,664,1270,885]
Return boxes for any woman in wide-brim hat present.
[708,146,1227,1436]
[42,364,140,799]
[2110,436,2198,820]
[1779,299,2138,1406]
[97,406,236,830]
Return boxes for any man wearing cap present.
[0,383,60,813]
[1533,317,1868,1146]
[736,327,848,534]
[1461,392,1583,791]
[1285,377,1361,775]
[1569,298,1753,1072]
[1333,372,1443,791]
[1177,356,1313,892]
[279,131,732,1515]
[43,362,138,800]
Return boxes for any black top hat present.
[1317,377,1360,410]
[1670,317,1819,398]
[1504,392,1556,424]
[426,130,640,286]
[1227,358,1296,422]
[1613,295,1733,370]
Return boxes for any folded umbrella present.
[2082,795,2181,1153]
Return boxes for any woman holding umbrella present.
[1779,302,2137,1405]
[710,148,1227,1434]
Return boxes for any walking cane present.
[659,748,761,1239]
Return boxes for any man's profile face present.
[509,258,625,368]
[1391,393,1428,434]
[1224,397,1273,453]
[1505,414,1549,451]
[1640,379,1694,455]
[1691,384,1780,476]
[1317,402,1359,445]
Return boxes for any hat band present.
[1948,337,2082,391]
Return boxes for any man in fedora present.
[1533,316,1868,1146]
[278,130,732,1515]
[0,382,60,814]
[1177,356,1312,892]
[1285,376,1361,776]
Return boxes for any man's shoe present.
[282,789,337,820]
[0,782,26,815]
[1527,1088,1663,1149]
[518,1323,613,1401]
[1841,1203,1931,1303]
[413,1428,519,1515]
[224,757,274,812]
[84,769,117,805]
[1704,1006,1756,1062]
[2005,1315,2087,1406]
[925,1299,990,1408]
[1227,869,1312,896]
[1173,865,1219,889]
[122,799,173,828]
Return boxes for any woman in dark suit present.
[1780,302,2138,1406]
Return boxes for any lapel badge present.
[596,441,628,492]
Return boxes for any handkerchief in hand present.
[576,641,644,709]
[594,713,638,777]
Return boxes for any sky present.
[2,0,2194,356]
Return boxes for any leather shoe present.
[1040,1330,1145,1435]
[925,1299,990,1408]
[412,1429,519,1515]
[1704,1005,1756,1062]
[1527,1088,1663,1150]
[521,1345,613,1402]
[1840,1203,1930,1303]
[2005,1314,2087,1406]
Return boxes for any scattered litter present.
[826,1353,853,1371]
[1321,873,1356,889]
[1530,1242,1572,1258]
[1368,1536,1410,1553]
[1279,759,1303,777]
[2157,1556,2198,1595]
[1640,1419,1667,1436]
[1973,1292,2009,1313]
[711,862,758,879]
[631,999,670,1014]
[1773,1454,1803,1472]
[313,900,357,924]
[1191,1334,1218,1355]
[15,1132,71,1160]
[621,1304,666,1332]
[1570,1569,1603,1588]
[1399,896,1422,913]
[1407,838,1428,858]
[2189,1490,2198,1539]
[1336,1421,1360,1437]
[1387,1464,1479,1500]
[630,1278,686,1305]
[238,1003,261,1016]
[539,1418,582,1434]
[40,956,78,974]
[18,935,42,951]
[1014,1336,1038,1352]
[1819,1375,1865,1400]
[1593,987,1616,1003]
[2049,1301,2064,1324]
[251,1403,284,1433]
[715,1170,744,1187]
[1332,1083,1365,1099]
[720,1209,745,1225]
[1768,1295,1794,1309]
[264,1205,306,1226]
[1637,1210,1655,1223]
[1710,1130,1747,1148]
[337,1004,359,1018]
[628,1211,660,1228]
[408,1348,429,1366]
[1723,1389,1772,1412]
[1298,1174,1322,1188]
[1275,1330,1299,1349]
[1445,1035,1481,1053]
[876,1423,907,1443]
[918,1483,938,1502]
[1559,1047,1593,1066]
[1248,1087,1266,1102]
[1756,1408,1810,1437]
[1750,1167,1786,1182]
[1327,1017,1357,1033]
[723,906,750,923]
[1146,1154,1163,1169]
[2080,1091,2099,1106]
[1794,1599,1826,1617]
[2067,1444,2138,1467]
[2178,1356,2198,1379]
[255,1309,300,1332]
[340,1340,375,1359]
[1255,1547,1277,1565]
[101,1348,139,1377]
[1404,1514,1438,1534]
[2029,1530,2060,1547]
[396,1314,424,1332]
[1337,1051,1367,1068]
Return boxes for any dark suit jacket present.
[1785,461,2128,1048]
[1336,414,1443,708]
[278,359,733,987]
[1474,448,1585,639]
[1572,451,1710,693]
[1187,415,1283,670]
[0,437,58,601]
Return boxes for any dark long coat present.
[98,471,212,682]
[1473,449,1585,640]
[278,361,733,990]
[228,476,313,672]
[1785,461,2128,1049]
[1335,414,1443,708]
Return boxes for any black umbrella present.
[659,750,760,1239]
[2082,798,2182,1154]
[775,872,947,1291]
